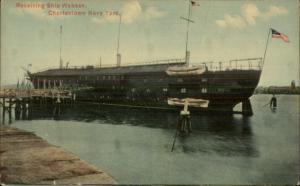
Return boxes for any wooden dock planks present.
[0,126,116,184]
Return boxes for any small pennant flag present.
[271,28,289,43]
[191,0,200,6]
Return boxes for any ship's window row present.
[180,88,186,93]
[129,88,169,93]
[78,75,125,80]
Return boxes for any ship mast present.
[99,56,102,68]
[59,25,63,69]
[116,14,122,67]
[181,0,195,66]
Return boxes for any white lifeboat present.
[167,98,209,108]
[166,65,206,76]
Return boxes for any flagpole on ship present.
[262,28,271,68]
[185,1,191,65]
[181,0,195,66]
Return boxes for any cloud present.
[13,7,45,18]
[91,15,119,24]
[144,6,166,20]
[121,0,142,24]
[215,14,246,29]
[242,3,261,25]
[266,6,288,17]
[216,3,288,29]
[12,7,66,21]
[23,9,52,20]
[92,0,141,25]
[92,1,166,25]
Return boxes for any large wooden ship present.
[28,57,262,115]
[27,1,264,115]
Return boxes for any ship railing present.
[122,58,186,66]
[198,57,263,72]
[32,58,186,73]
[93,58,186,68]
[32,57,262,73]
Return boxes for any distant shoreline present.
[254,86,300,95]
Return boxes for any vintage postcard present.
[0,0,299,185]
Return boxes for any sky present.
[1,0,299,86]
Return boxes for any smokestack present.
[59,25,63,69]
[116,15,122,67]
[117,54,121,67]
[185,51,190,65]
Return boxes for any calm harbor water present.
[7,94,299,184]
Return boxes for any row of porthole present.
[180,88,208,93]
[99,96,162,101]
[128,88,208,94]
[131,88,168,93]
[80,75,125,81]
[35,77,209,84]
[84,77,164,82]
[177,78,208,83]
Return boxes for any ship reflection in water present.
[13,102,256,155]
[9,95,299,184]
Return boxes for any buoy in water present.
[270,94,277,108]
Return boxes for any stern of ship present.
[166,58,263,115]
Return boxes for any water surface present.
[9,95,299,184]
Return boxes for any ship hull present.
[29,62,262,114]
[76,70,260,112]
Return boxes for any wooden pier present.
[0,89,117,184]
[0,89,75,124]
[0,126,116,184]
[0,88,73,100]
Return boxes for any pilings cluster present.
[0,88,75,124]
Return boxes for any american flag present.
[271,28,289,43]
[191,0,200,6]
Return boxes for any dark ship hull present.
[28,58,262,115]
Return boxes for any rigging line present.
[262,28,271,68]
[185,1,192,54]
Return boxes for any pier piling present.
[242,98,253,116]
[2,98,5,125]
[0,89,73,124]
[15,99,21,120]
[8,98,12,123]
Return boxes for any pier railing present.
[198,57,263,71]
[0,89,72,99]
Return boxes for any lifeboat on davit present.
[166,65,206,76]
